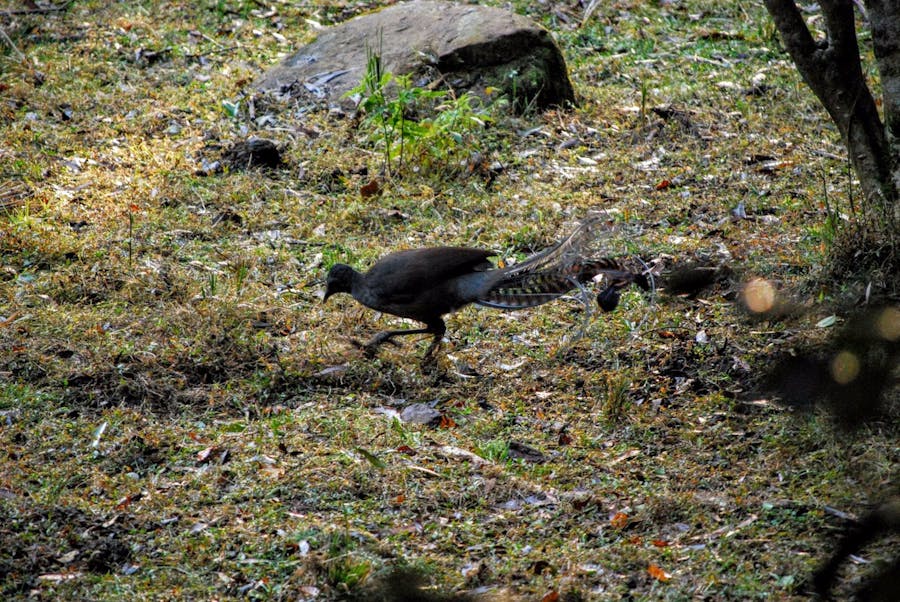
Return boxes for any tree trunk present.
[764,0,898,228]
[866,0,900,220]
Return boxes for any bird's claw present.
[367,332,401,348]
[350,333,402,358]
[348,338,373,355]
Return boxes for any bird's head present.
[323,263,356,302]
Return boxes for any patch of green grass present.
[1,0,896,600]
[347,48,493,181]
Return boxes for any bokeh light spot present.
[875,306,900,341]
[830,350,860,385]
[743,278,775,313]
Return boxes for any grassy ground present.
[1,1,897,600]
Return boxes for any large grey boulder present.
[255,0,575,112]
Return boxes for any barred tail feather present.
[476,256,645,310]
[501,217,603,277]
[476,274,582,309]
[476,292,573,310]
[477,217,647,311]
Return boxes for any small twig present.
[0,26,26,62]
[811,148,846,161]
[185,45,239,58]
[581,0,601,28]
[197,31,225,50]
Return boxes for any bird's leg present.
[361,327,435,358]
[421,320,446,364]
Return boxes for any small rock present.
[256,1,575,114]
[400,403,442,425]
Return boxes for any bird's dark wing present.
[363,247,495,302]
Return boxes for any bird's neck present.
[348,268,366,296]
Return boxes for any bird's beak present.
[322,288,333,303]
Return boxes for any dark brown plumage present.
[324,221,647,360]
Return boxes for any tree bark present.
[865,0,900,214]
[765,0,898,226]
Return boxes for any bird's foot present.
[421,339,442,363]
[420,350,451,379]
[349,338,377,358]
[352,332,402,359]
[420,351,438,370]
[362,342,381,359]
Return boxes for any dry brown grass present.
[1,1,897,600]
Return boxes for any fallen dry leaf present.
[648,563,672,582]
[610,512,629,529]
